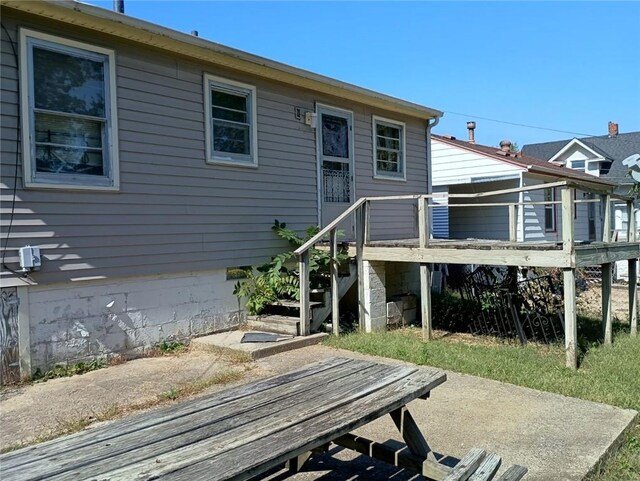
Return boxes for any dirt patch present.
[577,284,633,322]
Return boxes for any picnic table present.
[0,357,526,480]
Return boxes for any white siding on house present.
[522,174,602,243]
[431,138,524,186]
[448,180,519,241]
[0,14,428,286]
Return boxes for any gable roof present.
[432,134,617,191]
[1,0,442,121]
[522,132,640,184]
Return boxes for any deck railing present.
[294,180,637,337]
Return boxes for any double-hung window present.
[20,29,119,189]
[544,188,556,232]
[373,116,405,181]
[204,74,257,167]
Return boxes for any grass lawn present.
[325,320,640,480]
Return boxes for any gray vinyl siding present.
[0,12,428,286]
[448,180,519,241]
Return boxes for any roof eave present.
[1,0,443,120]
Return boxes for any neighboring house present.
[431,124,617,243]
[0,0,442,377]
[522,123,640,279]
[522,123,640,240]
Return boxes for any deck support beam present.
[630,258,638,337]
[420,264,432,341]
[563,268,578,369]
[299,251,310,336]
[330,229,340,336]
[602,263,613,345]
[356,206,365,330]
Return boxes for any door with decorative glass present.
[317,105,354,236]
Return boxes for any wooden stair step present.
[247,315,300,336]
[271,299,323,309]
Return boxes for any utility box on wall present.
[386,294,417,328]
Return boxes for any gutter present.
[1,0,443,120]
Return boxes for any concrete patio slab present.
[190,330,328,359]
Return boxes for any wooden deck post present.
[418,196,432,341]
[600,194,611,242]
[627,200,636,242]
[561,187,575,253]
[330,229,339,336]
[602,263,613,345]
[563,268,578,369]
[299,251,310,336]
[420,264,432,341]
[418,196,430,248]
[356,205,366,330]
[508,204,518,242]
[630,258,638,337]
[561,187,577,369]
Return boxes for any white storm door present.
[317,105,354,235]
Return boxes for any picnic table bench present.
[0,357,527,480]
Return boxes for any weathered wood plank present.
[468,453,502,481]
[443,448,486,481]
[299,250,310,336]
[600,194,611,243]
[5,361,392,480]
[562,187,575,253]
[333,433,452,481]
[65,365,438,481]
[330,229,339,335]
[421,263,433,341]
[165,369,446,481]
[389,406,431,459]
[564,268,578,369]
[602,262,613,345]
[356,205,366,330]
[363,246,572,268]
[1,357,354,465]
[495,464,528,481]
[508,204,517,242]
[575,243,640,267]
[419,196,429,248]
[630,258,638,337]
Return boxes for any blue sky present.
[86,1,639,147]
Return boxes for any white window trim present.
[372,115,406,181]
[19,28,119,191]
[204,74,258,168]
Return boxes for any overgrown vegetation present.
[157,339,187,354]
[233,220,348,314]
[31,358,107,383]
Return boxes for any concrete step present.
[247,315,300,336]
[190,330,328,360]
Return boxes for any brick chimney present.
[608,121,619,137]
[499,139,512,152]
[467,121,476,144]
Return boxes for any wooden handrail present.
[294,197,368,256]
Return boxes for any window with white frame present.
[204,74,257,166]
[20,29,118,189]
[544,188,556,232]
[373,116,405,180]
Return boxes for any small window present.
[204,74,257,167]
[20,29,119,189]
[570,160,585,171]
[544,188,556,232]
[373,116,405,180]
